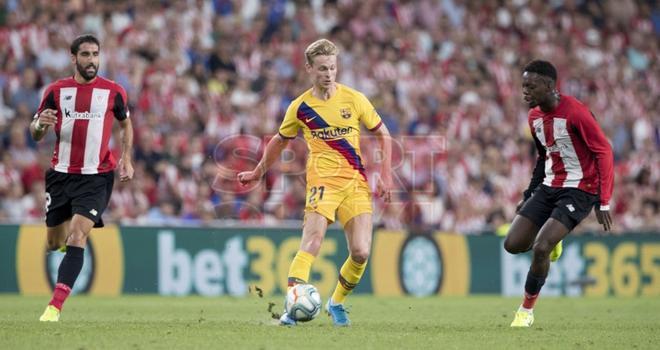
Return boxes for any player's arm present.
[572,109,614,231]
[117,117,134,182]
[237,133,290,185]
[30,110,56,141]
[358,92,392,201]
[30,86,57,142]
[114,85,134,182]
[239,101,299,184]
[371,123,392,202]
[519,134,546,212]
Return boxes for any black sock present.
[56,246,84,288]
[524,271,546,295]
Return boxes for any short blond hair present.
[304,39,338,65]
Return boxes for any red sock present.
[522,291,539,309]
[49,283,72,311]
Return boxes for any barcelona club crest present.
[340,108,352,119]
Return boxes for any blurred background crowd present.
[0,0,658,234]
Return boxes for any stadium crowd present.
[0,0,658,234]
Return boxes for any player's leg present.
[512,188,597,327]
[46,220,70,252]
[50,215,95,307]
[286,181,340,291]
[330,213,371,306]
[40,171,72,322]
[530,219,570,279]
[530,189,599,300]
[41,172,113,321]
[280,211,330,325]
[40,222,70,321]
[326,184,373,326]
[325,213,371,327]
[506,186,553,327]
[524,188,599,301]
[503,215,539,254]
[504,214,563,260]
[40,214,94,322]
[548,190,596,262]
[531,219,570,288]
[40,221,71,322]
[44,169,72,252]
[281,181,340,325]
[511,218,570,327]
[504,186,559,255]
[288,212,330,288]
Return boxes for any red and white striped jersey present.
[528,95,614,207]
[36,76,129,174]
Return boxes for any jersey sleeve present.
[113,83,130,121]
[571,107,614,207]
[523,124,547,200]
[357,92,382,131]
[278,102,300,139]
[34,84,57,119]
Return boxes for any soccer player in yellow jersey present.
[238,39,392,326]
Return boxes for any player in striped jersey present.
[505,60,614,327]
[31,34,134,322]
[238,39,393,326]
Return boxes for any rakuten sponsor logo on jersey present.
[310,126,354,140]
[63,109,103,119]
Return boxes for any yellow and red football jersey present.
[278,83,382,184]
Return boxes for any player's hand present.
[376,173,392,202]
[515,199,526,213]
[118,157,134,182]
[37,109,58,128]
[595,207,612,231]
[237,170,261,185]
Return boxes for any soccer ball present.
[285,284,322,322]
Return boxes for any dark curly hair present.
[523,60,557,82]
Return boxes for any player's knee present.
[300,234,324,255]
[503,237,522,254]
[532,240,552,258]
[67,226,90,246]
[350,247,370,263]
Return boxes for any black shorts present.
[519,184,599,231]
[45,169,114,228]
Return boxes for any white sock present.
[518,305,533,313]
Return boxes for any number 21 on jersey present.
[309,186,325,204]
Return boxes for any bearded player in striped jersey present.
[31,34,134,322]
[504,60,614,327]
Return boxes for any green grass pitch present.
[1,295,659,349]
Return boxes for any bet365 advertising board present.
[1,225,658,297]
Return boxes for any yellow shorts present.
[305,177,373,225]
